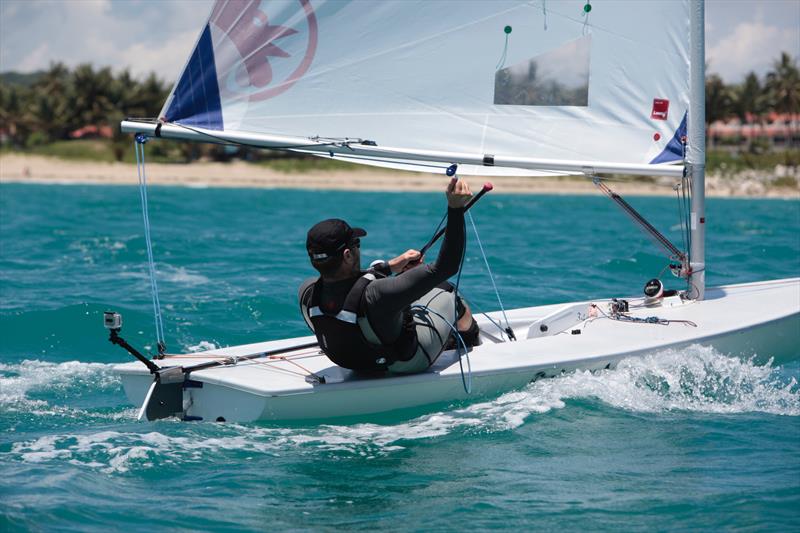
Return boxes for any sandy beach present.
[1,154,797,198]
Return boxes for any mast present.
[687,0,706,299]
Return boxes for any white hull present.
[115,278,800,423]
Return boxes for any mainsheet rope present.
[134,135,166,354]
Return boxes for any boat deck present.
[114,278,800,421]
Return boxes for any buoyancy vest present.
[303,273,418,371]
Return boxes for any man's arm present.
[366,204,466,315]
[369,249,423,277]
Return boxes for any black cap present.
[306,219,366,260]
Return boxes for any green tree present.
[69,64,116,127]
[733,71,766,121]
[0,83,26,145]
[26,62,74,141]
[764,52,799,114]
[705,73,734,123]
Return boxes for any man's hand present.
[388,249,423,274]
[446,177,472,208]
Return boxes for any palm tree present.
[733,72,766,121]
[30,62,72,139]
[765,52,799,148]
[0,83,25,145]
[705,73,737,149]
[765,52,800,114]
[706,73,734,123]
[69,64,116,128]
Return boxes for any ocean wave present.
[5,346,796,473]
[540,345,799,416]
[185,340,220,353]
[117,264,210,286]
[0,360,121,412]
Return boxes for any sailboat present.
[113,0,799,422]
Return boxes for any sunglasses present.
[309,238,360,260]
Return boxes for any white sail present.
[145,0,690,176]
[112,1,800,423]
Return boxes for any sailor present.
[299,177,480,374]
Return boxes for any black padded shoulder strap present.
[308,277,325,309]
[342,274,375,314]
[309,273,375,317]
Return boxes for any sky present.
[0,0,798,84]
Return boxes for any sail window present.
[494,35,590,107]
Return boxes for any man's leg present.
[437,281,481,348]
[455,296,481,347]
[388,287,457,374]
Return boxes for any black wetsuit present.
[299,207,466,352]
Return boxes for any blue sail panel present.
[164,24,223,130]
[650,113,687,164]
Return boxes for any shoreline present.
[1,154,798,198]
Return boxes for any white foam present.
[186,340,219,353]
[0,360,120,403]
[4,347,797,473]
[117,265,210,286]
[539,345,799,416]
[159,265,210,286]
[0,360,121,418]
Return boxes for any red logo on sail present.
[211,0,318,102]
[651,98,669,120]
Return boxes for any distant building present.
[69,125,113,140]
[707,113,800,150]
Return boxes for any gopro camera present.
[104,311,122,331]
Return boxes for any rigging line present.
[454,212,472,393]
[190,355,312,378]
[314,152,450,171]
[542,0,548,30]
[127,116,324,144]
[458,290,509,339]
[268,354,325,382]
[134,138,166,353]
[684,168,693,269]
[681,176,691,257]
[684,181,691,257]
[139,142,165,350]
[167,121,343,151]
[681,170,688,254]
[162,121,453,173]
[657,262,672,280]
[675,182,687,255]
[590,303,697,327]
[137,141,165,351]
[495,30,510,70]
[480,311,507,338]
[684,173,691,261]
[467,211,514,338]
[594,178,685,261]
[410,303,471,395]
[239,361,311,378]
[163,348,322,360]
[581,1,592,35]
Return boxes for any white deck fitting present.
[116,278,800,422]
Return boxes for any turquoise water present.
[1,182,799,531]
